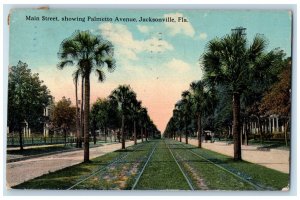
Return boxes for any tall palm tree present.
[190,80,216,148]
[72,70,81,148]
[179,90,192,144]
[131,99,142,145]
[139,107,148,142]
[109,85,137,149]
[173,104,184,142]
[190,80,206,148]
[80,75,84,148]
[202,28,267,160]
[58,30,116,162]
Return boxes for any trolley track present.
[164,140,195,190]
[131,142,158,190]
[67,141,149,190]
[14,139,285,190]
[169,139,274,190]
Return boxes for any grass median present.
[12,139,289,191]
[177,140,289,190]
[134,140,191,190]
[13,142,144,190]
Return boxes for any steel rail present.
[173,140,266,191]
[131,142,158,190]
[67,142,147,190]
[165,140,195,190]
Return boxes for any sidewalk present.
[6,142,119,163]
[187,138,290,174]
[6,140,138,188]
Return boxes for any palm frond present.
[105,58,116,73]
[249,34,268,61]
[57,60,74,70]
[95,69,106,82]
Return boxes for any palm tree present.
[131,99,142,145]
[72,70,81,148]
[173,104,184,142]
[58,30,116,162]
[190,80,206,148]
[202,28,268,160]
[179,90,192,144]
[139,107,148,142]
[109,85,137,149]
[190,80,217,147]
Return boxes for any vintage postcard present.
[6,7,292,191]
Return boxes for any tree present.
[173,105,184,142]
[91,98,121,144]
[202,28,269,160]
[72,70,81,148]
[8,61,51,150]
[130,99,142,145]
[50,97,76,145]
[90,98,107,144]
[139,107,148,142]
[259,58,291,146]
[190,80,207,148]
[241,48,285,144]
[109,85,137,149]
[58,30,116,162]
[178,91,193,144]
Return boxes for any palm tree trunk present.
[185,121,188,144]
[197,113,202,148]
[233,92,242,161]
[83,75,90,162]
[253,115,262,143]
[64,129,67,146]
[284,118,289,147]
[141,127,144,142]
[104,127,107,143]
[134,120,137,145]
[19,128,23,151]
[79,76,84,148]
[179,132,182,142]
[75,80,80,148]
[92,126,96,145]
[121,114,125,149]
[145,125,148,142]
[245,118,249,146]
[241,120,245,145]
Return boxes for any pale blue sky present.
[9,9,292,131]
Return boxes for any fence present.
[7,136,77,147]
[7,133,137,147]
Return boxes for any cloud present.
[163,12,195,37]
[165,58,191,73]
[199,32,208,40]
[137,25,153,33]
[99,23,173,61]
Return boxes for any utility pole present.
[231,26,247,36]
